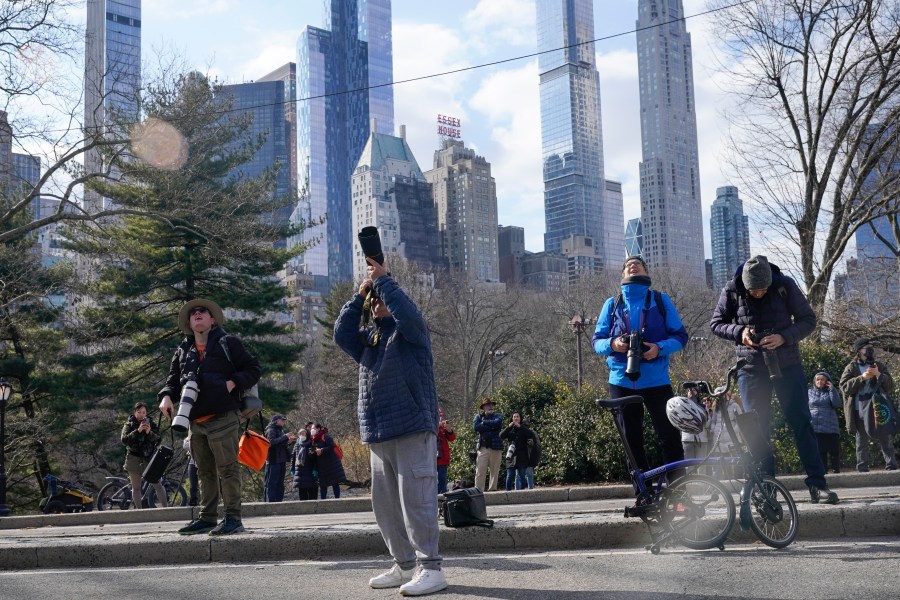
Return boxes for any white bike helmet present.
[666,396,708,434]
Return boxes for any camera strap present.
[617,289,655,335]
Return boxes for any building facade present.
[350,126,440,281]
[625,218,643,258]
[709,185,750,291]
[636,0,705,279]
[498,225,526,285]
[221,74,296,247]
[425,139,500,282]
[84,0,141,214]
[298,0,394,287]
[536,0,622,268]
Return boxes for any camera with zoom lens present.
[750,329,782,380]
[171,375,200,433]
[621,332,645,382]
[505,443,516,461]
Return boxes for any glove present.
[312,469,318,478]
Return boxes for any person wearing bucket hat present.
[264,414,297,502]
[711,255,839,504]
[839,338,897,472]
[158,298,261,535]
[334,255,446,595]
[473,398,504,492]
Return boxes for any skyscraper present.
[535,0,622,267]
[625,218,643,258]
[221,72,296,247]
[298,0,394,287]
[636,0,705,279]
[710,185,750,291]
[350,125,440,281]
[84,0,141,214]
[425,139,500,282]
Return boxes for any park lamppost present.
[487,349,508,392]
[569,315,595,391]
[0,380,11,517]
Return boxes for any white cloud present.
[469,62,544,250]
[230,31,297,83]
[142,0,238,22]
[463,0,537,52]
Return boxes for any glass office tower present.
[221,77,295,248]
[536,0,622,267]
[709,186,750,291]
[636,0,705,279]
[298,0,394,287]
[84,0,141,213]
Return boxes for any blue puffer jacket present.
[592,281,688,389]
[808,372,842,434]
[710,262,815,371]
[334,275,439,444]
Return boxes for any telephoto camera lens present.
[357,226,385,265]
[171,379,200,433]
[762,351,782,380]
[625,333,642,381]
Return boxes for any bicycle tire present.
[662,473,735,550]
[96,481,131,511]
[747,475,798,548]
[147,480,188,508]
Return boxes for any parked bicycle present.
[96,474,187,510]
[596,398,736,554]
[682,360,799,549]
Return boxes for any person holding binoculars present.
[592,256,688,473]
[158,298,261,535]
[711,255,838,504]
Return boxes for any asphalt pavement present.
[0,470,897,571]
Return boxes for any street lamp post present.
[487,350,508,392]
[0,380,11,517]
[569,315,595,391]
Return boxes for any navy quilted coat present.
[333,275,439,444]
[710,261,815,370]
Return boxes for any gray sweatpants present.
[369,431,442,571]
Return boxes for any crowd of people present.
[114,244,895,597]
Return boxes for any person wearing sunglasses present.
[158,298,261,535]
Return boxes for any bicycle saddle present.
[596,396,645,410]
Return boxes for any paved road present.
[1,538,896,600]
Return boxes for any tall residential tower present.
[535,0,623,268]
[298,0,394,287]
[636,0,705,279]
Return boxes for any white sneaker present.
[368,564,416,589]
[399,568,448,596]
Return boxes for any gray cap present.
[742,255,772,291]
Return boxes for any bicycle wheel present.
[96,481,131,511]
[147,480,188,508]
[747,475,798,549]
[662,474,735,550]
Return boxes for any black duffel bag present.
[142,419,174,484]
[441,487,494,528]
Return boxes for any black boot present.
[809,485,839,504]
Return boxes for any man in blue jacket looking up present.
[334,257,447,597]
[592,256,689,472]
[711,255,838,504]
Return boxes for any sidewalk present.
[1,471,898,570]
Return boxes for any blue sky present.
[139,0,731,255]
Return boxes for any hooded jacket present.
[710,261,815,370]
[333,274,438,444]
[592,280,688,389]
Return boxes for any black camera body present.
[621,332,644,382]
[750,329,782,380]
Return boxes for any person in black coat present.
[500,413,539,491]
[264,415,296,502]
[310,424,345,499]
[291,428,318,500]
[120,402,167,508]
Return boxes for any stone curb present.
[4,470,896,530]
[1,499,897,570]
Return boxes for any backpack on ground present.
[440,487,494,528]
